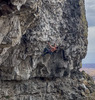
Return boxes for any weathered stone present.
[0,0,95,100]
[0,0,88,80]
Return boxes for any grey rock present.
[0,0,88,80]
[0,0,94,100]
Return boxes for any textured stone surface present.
[0,77,87,100]
[0,0,88,80]
[0,72,95,100]
[0,0,95,100]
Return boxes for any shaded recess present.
[0,0,17,16]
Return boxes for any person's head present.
[48,40,50,43]
[56,46,58,49]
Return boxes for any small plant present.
[80,62,82,68]
[5,96,10,99]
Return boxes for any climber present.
[42,42,57,56]
[48,42,57,52]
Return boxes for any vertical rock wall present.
[0,0,88,80]
[0,0,94,100]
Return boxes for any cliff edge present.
[0,0,95,100]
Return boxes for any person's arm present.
[54,43,57,47]
[48,42,53,48]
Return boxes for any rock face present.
[0,0,95,100]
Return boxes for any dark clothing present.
[42,48,52,56]
[62,49,68,61]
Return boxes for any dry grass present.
[80,68,95,83]
[80,68,95,77]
